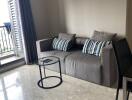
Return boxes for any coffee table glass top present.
[38,56,60,66]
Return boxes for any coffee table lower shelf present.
[37,76,63,89]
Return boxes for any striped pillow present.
[82,39,110,56]
[52,38,71,51]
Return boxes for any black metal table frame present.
[37,56,63,89]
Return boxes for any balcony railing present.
[0,26,14,58]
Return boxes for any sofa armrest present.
[101,44,117,87]
[36,38,53,56]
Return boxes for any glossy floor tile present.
[0,65,131,100]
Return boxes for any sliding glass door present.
[0,0,25,65]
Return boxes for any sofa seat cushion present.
[39,50,71,59]
[39,50,72,74]
[65,51,102,84]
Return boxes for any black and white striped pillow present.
[52,38,71,51]
[82,39,110,56]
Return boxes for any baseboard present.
[0,58,25,73]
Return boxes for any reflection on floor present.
[0,72,23,100]
[0,65,131,100]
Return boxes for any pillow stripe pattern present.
[52,38,70,51]
[94,41,107,56]
[82,39,110,56]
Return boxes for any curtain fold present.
[19,0,38,64]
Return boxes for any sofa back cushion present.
[59,33,76,40]
[82,39,110,56]
[40,38,53,52]
[76,37,88,45]
[92,30,117,41]
[75,37,89,49]
[52,38,72,51]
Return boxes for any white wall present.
[46,0,127,37]
[30,0,127,39]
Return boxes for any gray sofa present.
[36,37,117,87]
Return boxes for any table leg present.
[123,77,127,100]
[43,65,46,77]
[59,61,62,80]
[39,65,43,87]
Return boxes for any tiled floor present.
[0,65,131,100]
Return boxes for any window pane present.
[0,80,3,91]
[0,91,5,100]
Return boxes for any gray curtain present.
[19,0,38,64]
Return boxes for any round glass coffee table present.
[37,56,63,89]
